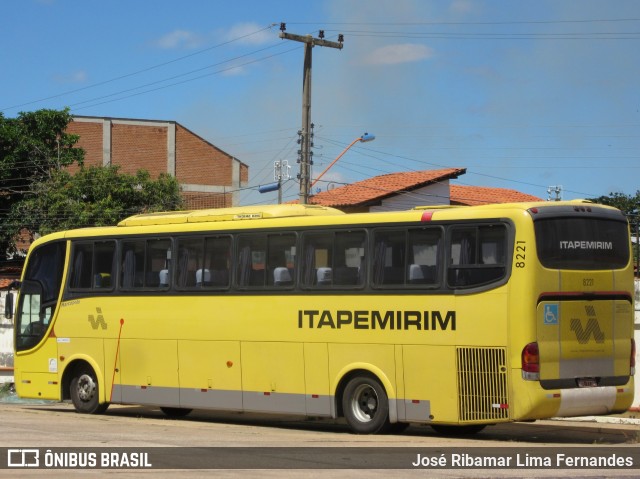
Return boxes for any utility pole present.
[279,23,343,204]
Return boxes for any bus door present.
[14,241,67,400]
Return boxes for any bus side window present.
[121,239,171,290]
[372,230,405,286]
[69,241,116,290]
[202,236,231,288]
[302,231,365,288]
[176,238,203,289]
[372,227,442,288]
[122,241,144,288]
[236,235,266,288]
[94,241,116,289]
[447,225,506,288]
[407,228,441,286]
[237,234,295,288]
[70,243,94,289]
[333,231,366,287]
[147,239,171,289]
[267,234,296,287]
[301,233,333,288]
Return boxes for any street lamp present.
[310,133,375,190]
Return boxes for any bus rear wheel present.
[70,364,109,414]
[342,374,390,434]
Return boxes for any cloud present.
[53,70,88,84]
[152,23,273,52]
[224,22,274,45]
[220,63,247,77]
[449,0,475,14]
[363,44,435,66]
[154,29,205,49]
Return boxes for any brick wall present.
[176,125,232,186]
[240,163,249,184]
[65,117,247,210]
[182,192,232,210]
[66,120,103,172]
[111,123,167,176]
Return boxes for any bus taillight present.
[631,339,636,375]
[521,342,540,380]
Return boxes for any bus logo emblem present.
[7,449,39,468]
[570,318,604,344]
[543,304,558,325]
[88,307,107,330]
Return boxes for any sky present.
[2,0,639,206]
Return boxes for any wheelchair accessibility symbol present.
[544,304,559,325]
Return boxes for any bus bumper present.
[511,372,634,420]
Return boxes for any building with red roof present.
[450,185,542,206]
[307,168,467,213]
[305,168,542,212]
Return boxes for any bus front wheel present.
[70,364,109,414]
[342,374,390,434]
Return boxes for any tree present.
[589,191,640,217]
[0,108,83,254]
[0,108,83,193]
[590,191,640,272]
[1,108,183,256]
[6,166,183,248]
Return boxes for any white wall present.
[0,292,14,384]
[634,279,639,410]
[369,181,450,212]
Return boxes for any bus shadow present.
[58,404,640,445]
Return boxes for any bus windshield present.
[534,217,629,270]
[15,241,66,351]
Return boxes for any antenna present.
[547,185,563,201]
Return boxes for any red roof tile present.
[307,168,466,207]
[450,185,542,206]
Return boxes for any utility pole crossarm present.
[279,32,343,50]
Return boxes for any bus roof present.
[25,199,625,250]
[117,204,345,227]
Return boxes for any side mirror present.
[4,292,13,320]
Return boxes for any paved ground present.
[0,397,639,478]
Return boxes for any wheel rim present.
[349,383,378,423]
[76,374,97,403]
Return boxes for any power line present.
[71,45,300,112]
[327,30,640,41]
[1,24,278,113]
[285,19,640,26]
[312,137,608,198]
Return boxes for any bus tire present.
[70,364,109,414]
[160,407,192,418]
[430,424,486,436]
[342,374,390,434]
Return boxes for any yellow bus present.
[12,201,636,434]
